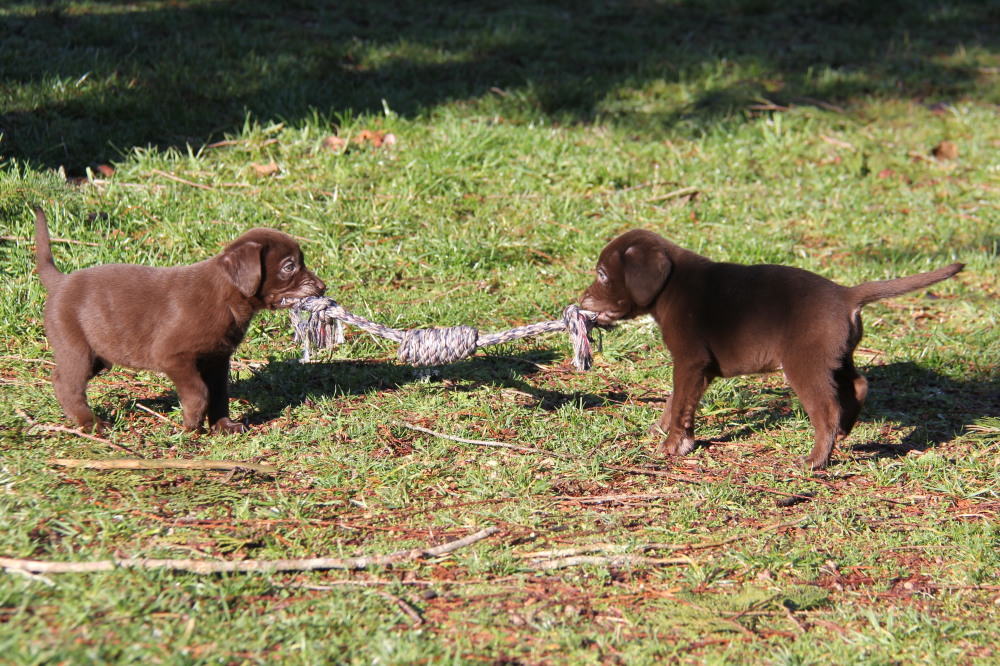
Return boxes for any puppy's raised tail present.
[849,262,964,307]
[35,207,64,290]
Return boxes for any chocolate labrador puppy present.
[35,208,326,434]
[580,229,963,469]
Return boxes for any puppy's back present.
[46,260,233,370]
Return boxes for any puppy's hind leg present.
[836,311,868,440]
[784,362,841,470]
[648,393,673,436]
[51,343,110,433]
[835,357,868,439]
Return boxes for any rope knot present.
[398,326,480,366]
[561,304,596,371]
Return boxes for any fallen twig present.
[0,527,500,575]
[151,169,214,190]
[556,492,682,505]
[527,554,693,571]
[133,403,177,427]
[774,491,817,508]
[518,517,808,566]
[18,409,141,456]
[601,463,702,484]
[49,458,278,476]
[398,422,573,459]
[782,604,808,633]
[376,590,424,626]
[820,134,856,151]
[642,186,699,204]
[398,423,720,487]
[206,138,279,149]
[1,235,99,247]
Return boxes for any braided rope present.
[291,296,598,370]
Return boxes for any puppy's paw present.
[796,454,829,471]
[211,418,248,435]
[83,418,110,436]
[655,435,694,456]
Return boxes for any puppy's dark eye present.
[597,268,609,284]
[281,260,297,275]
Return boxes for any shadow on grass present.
[236,349,605,426]
[849,361,999,460]
[3,0,996,173]
[642,361,996,463]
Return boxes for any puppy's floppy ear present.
[624,243,672,307]
[221,241,263,297]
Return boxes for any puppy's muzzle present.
[276,275,326,308]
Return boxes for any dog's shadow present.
[655,361,996,462]
[847,361,998,461]
[199,354,995,459]
[234,348,606,426]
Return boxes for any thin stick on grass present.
[376,591,424,626]
[151,169,214,190]
[556,492,683,504]
[642,185,699,204]
[133,402,178,428]
[516,516,809,566]
[49,458,278,475]
[1,235,99,247]
[397,422,573,459]
[0,527,500,575]
[528,554,695,570]
[399,422,707,483]
[601,463,702,484]
[18,409,141,456]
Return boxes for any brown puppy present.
[580,229,963,469]
[35,208,326,434]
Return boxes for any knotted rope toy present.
[291,296,599,370]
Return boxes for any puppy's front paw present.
[655,435,694,456]
[796,454,829,471]
[211,418,248,435]
[82,418,110,436]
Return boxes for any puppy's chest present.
[217,305,255,348]
[162,304,254,357]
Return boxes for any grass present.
[1,0,999,663]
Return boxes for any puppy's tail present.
[849,262,964,307]
[35,207,64,290]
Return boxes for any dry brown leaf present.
[931,140,958,161]
[353,129,376,145]
[352,129,392,147]
[250,159,279,177]
[323,136,346,152]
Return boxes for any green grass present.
[2,0,999,663]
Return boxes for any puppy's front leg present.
[655,365,712,457]
[161,356,211,432]
[199,356,247,434]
